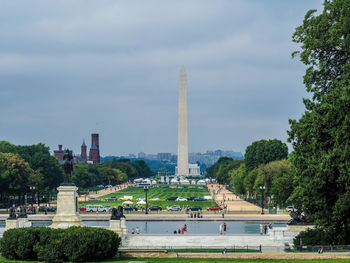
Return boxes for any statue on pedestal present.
[62,149,75,186]
[288,209,308,225]
[111,206,124,220]
[18,206,27,218]
[8,206,16,220]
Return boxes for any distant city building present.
[146,154,157,160]
[157,153,172,162]
[138,152,146,159]
[89,133,100,164]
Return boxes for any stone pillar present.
[109,220,122,236]
[120,217,129,235]
[50,185,82,228]
[5,219,18,230]
[176,66,189,177]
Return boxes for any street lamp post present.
[259,186,265,215]
[144,186,149,215]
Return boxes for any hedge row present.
[0,226,120,263]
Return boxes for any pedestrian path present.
[78,183,130,201]
[209,184,261,212]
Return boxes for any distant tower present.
[81,139,87,163]
[89,133,100,164]
[54,144,64,163]
[176,66,189,177]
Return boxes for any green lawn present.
[2,257,350,263]
[80,185,217,210]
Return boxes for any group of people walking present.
[174,224,188,234]
[259,223,273,235]
[219,222,227,235]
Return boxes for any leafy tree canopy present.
[245,139,288,172]
[288,0,350,244]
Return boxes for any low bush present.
[293,228,332,247]
[0,226,120,263]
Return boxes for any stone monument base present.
[5,219,18,230]
[110,218,128,236]
[5,217,31,231]
[50,185,82,228]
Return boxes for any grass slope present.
[80,186,217,210]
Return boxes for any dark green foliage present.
[206,158,242,184]
[0,141,63,205]
[0,227,43,260]
[0,227,120,263]
[245,139,288,172]
[293,228,332,246]
[289,0,350,244]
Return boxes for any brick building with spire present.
[53,133,100,164]
[89,133,100,164]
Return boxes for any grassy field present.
[1,256,350,263]
[80,185,217,210]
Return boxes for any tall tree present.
[288,0,350,244]
[245,139,288,172]
[0,153,34,203]
[230,163,247,195]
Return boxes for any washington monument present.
[177,66,189,177]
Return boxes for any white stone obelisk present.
[177,66,189,177]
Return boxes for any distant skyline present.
[0,0,323,156]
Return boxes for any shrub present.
[0,227,43,260]
[0,226,120,263]
[293,228,332,247]
[61,227,120,262]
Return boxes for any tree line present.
[207,139,291,208]
[0,141,153,207]
[208,0,350,245]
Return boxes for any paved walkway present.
[78,183,131,201]
[209,184,261,212]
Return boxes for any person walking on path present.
[136,227,140,234]
[223,222,227,235]
[219,223,223,235]
[264,223,267,234]
[260,223,263,235]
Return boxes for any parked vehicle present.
[79,206,86,211]
[85,205,109,212]
[286,206,295,212]
[137,197,146,201]
[187,196,195,201]
[124,205,138,211]
[194,197,206,201]
[105,196,117,201]
[105,185,113,188]
[149,206,162,211]
[187,206,202,211]
[207,206,223,211]
[166,196,178,201]
[175,197,187,201]
[88,197,99,201]
[38,206,56,212]
[119,196,133,201]
[167,205,181,211]
[150,197,160,201]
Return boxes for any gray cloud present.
[0,0,323,155]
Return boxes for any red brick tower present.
[54,144,64,163]
[89,133,100,164]
[81,139,87,163]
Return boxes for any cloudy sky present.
[0,0,324,156]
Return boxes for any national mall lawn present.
[1,257,350,263]
[80,185,217,210]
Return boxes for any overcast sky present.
[0,0,324,156]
